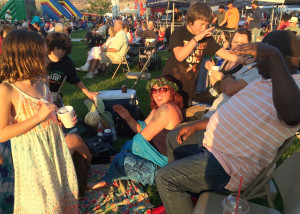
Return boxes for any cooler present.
[97,89,138,114]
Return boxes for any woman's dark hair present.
[231,28,251,43]
[46,32,72,55]
[27,24,35,31]
[0,29,46,82]
[281,13,290,22]
[185,2,212,26]
[150,75,184,110]
[223,31,231,42]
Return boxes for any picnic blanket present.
[79,164,153,213]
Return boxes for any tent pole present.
[279,2,284,25]
[171,2,175,33]
[270,7,274,31]
[166,0,170,27]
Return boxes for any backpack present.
[84,136,116,164]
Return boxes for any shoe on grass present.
[83,72,94,79]
[76,62,89,72]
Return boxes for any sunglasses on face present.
[151,87,169,94]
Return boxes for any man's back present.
[142,29,157,40]
[203,75,300,191]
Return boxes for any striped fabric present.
[203,74,300,191]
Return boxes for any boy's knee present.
[155,168,165,186]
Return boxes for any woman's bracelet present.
[192,37,198,43]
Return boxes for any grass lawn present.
[66,30,300,210]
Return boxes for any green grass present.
[66,31,300,210]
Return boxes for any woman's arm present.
[140,103,181,141]
[113,104,141,133]
[0,83,57,142]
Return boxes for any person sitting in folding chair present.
[156,30,300,214]
[85,20,128,79]
[141,21,157,43]
[46,32,98,106]
[76,25,116,73]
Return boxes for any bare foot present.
[86,181,109,191]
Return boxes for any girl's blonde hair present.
[159,26,166,32]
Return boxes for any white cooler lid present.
[98,89,136,100]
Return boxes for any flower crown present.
[146,78,179,92]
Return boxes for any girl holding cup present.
[0,30,78,212]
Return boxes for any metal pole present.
[166,0,170,27]
[279,2,284,25]
[171,2,175,33]
[270,7,274,31]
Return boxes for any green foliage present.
[87,0,112,15]
[146,185,162,207]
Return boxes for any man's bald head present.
[114,20,124,32]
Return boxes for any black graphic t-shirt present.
[163,26,221,107]
[47,55,81,93]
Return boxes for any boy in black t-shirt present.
[46,32,98,104]
[162,2,252,107]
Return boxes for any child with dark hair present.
[162,2,252,107]
[0,29,78,212]
[46,32,98,105]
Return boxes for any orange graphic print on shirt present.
[183,41,207,73]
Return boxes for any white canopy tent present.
[147,0,300,9]
[120,7,138,14]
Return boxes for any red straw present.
[235,176,243,214]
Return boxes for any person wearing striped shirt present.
[156,30,300,214]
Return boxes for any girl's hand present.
[205,60,215,71]
[36,102,57,123]
[113,105,132,121]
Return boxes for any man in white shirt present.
[5,10,11,23]
[84,20,128,78]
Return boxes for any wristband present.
[192,37,198,43]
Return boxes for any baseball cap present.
[262,30,300,57]
[289,17,299,23]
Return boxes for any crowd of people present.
[0,1,300,213]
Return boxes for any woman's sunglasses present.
[151,87,169,94]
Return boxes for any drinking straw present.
[235,176,243,214]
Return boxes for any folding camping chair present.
[193,134,300,214]
[107,46,131,79]
[50,76,67,108]
[126,40,158,88]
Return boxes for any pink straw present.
[235,176,243,214]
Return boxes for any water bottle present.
[110,122,118,141]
